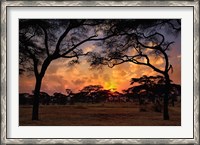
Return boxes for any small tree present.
[80,85,103,103]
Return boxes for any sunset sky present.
[19,36,181,95]
[19,19,181,95]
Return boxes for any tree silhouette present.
[130,75,169,104]
[19,93,30,105]
[39,92,50,105]
[80,85,103,103]
[66,89,73,96]
[53,92,68,105]
[169,84,181,106]
[124,75,181,109]
[19,93,34,105]
[88,19,181,120]
[19,19,113,120]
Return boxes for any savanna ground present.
[19,102,181,126]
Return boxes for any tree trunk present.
[163,73,170,120]
[32,76,42,120]
[32,58,52,120]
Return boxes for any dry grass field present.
[19,102,181,126]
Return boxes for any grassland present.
[19,102,181,126]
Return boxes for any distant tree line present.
[20,75,181,112]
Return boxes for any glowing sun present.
[104,81,117,92]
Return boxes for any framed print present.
[1,0,199,144]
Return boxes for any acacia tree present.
[88,19,181,120]
[19,19,113,120]
[80,85,103,103]
[130,75,173,104]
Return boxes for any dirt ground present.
[19,102,181,126]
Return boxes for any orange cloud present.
[19,44,181,95]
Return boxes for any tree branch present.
[163,41,174,51]
[60,52,89,58]
[89,34,116,41]
[54,26,72,55]
[38,24,49,56]
[60,35,97,57]
[136,32,165,48]
[108,60,128,68]
[118,54,164,74]
[24,45,39,77]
